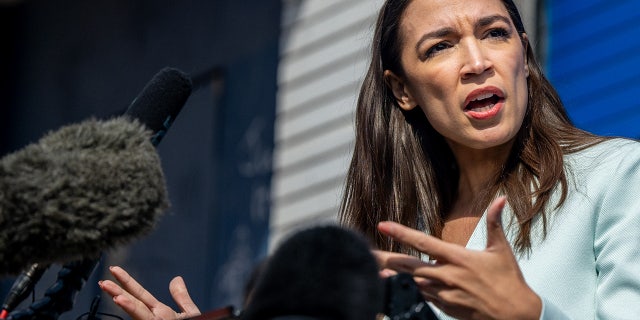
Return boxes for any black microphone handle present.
[1,264,48,314]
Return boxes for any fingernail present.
[378,221,392,234]
[380,269,393,277]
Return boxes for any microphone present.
[125,67,192,146]
[0,67,192,318]
[0,116,169,274]
[240,225,384,320]
[0,67,191,274]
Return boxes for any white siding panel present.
[273,152,348,200]
[278,58,367,113]
[270,0,381,250]
[268,213,337,249]
[274,122,354,170]
[279,29,372,86]
[274,88,356,143]
[282,1,380,55]
[271,187,342,229]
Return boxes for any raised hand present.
[99,266,201,320]
[374,197,541,320]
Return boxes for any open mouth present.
[465,93,502,112]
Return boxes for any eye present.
[424,42,452,59]
[485,28,511,40]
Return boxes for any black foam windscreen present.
[125,67,192,146]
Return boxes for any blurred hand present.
[99,266,201,320]
[374,197,541,320]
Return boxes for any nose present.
[459,39,492,78]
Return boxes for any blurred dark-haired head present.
[240,225,383,320]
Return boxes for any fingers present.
[485,196,509,250]
[100,266,202,320]
[379,268,398,278]
[109,266,161,308]
[99,279,125,298]
[169,276,201,316]
[112,294,156,320]
[373,249,453,289]
[99,279,157,320]
[419,282,483,320]
[373,249,425,273]
[377,221,468,264]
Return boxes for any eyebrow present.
[477,14,512,29]
[414,27,455,52]
[414,14,513,52]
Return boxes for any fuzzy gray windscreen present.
[0,116,169,274]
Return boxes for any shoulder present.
[565,138,640,175]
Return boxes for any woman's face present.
[385,0,529,151]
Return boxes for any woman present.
[343,0,640,319]
[100,0,640,319]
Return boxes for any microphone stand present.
[7,258,100,320]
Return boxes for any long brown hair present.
[339,0,604,254]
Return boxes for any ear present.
[521,33,530,78]
[383,70,418,111]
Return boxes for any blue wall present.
[546,0,640,138]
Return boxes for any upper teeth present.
[472,93,494,101]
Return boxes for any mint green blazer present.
[433,139,640,319]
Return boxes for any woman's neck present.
[440,140,514,246]
[447,139,514,214]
